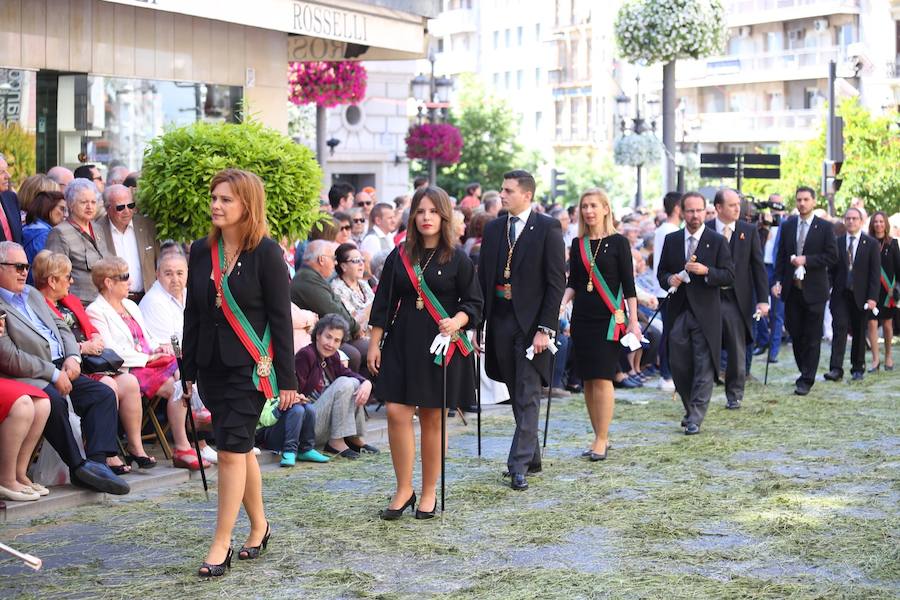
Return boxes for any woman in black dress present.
[183,169,297,577]
[561,189,640,461]
[368,186,482,519]
[867,211,900,371]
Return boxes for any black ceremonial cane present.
[171,336,209,500]
[641,288,675,338]
[475,330,482,457]
[441,352,448,514]
[542,353,555,451]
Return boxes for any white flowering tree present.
[614,0,726,192]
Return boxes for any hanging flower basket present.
[614,133,662,167]
[288,61,367,108]
[405,123,463,165]
[614,0,726,64]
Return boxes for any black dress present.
[370,246,483,409]
[873,238,900,322]
[568,234,637,381]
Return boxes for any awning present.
[100,0,428,55]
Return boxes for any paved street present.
[1,350,898,599]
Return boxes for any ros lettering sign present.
[292,2,367,43]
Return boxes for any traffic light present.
[550,168,567,200]
[823,159,843,195]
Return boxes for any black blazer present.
[478,210,566,383]
[774,215,838,304]
[1,190,22,243]
[182,236,297,392]
[657,226,734,367]
[706,218,768,337]
[829,232,880,307]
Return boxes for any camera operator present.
[752,194,786,363]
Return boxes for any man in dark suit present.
[825,207,880,381]
[0,241,128,495]
[707,189,769,409]
[0,153,23,243]
[478,170,565,490]
[658,192,734,434]
[773,186,838,395]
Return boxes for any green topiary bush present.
[0,123,36,187]
[139,118,323,242]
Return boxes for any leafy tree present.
[0,123,36,187]
[554,151,634,211]
[435,76,526,198]
[140,118,323,242]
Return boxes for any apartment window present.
[555,99,564,138]
[505,29,511,48]
[570,39,580,80]
[516,70,524,89]
[505,71,511,89]
[438,38,445,52]
[536,23,541,41]
[517,26,523,46]
[535,111,542,132]
[571,97,583,139]
[586,97,593,138]
[586,38,593,79]
[765,31,783,52]
[804,88,821,109]
[787,28,805,50]
[493,31,499,49]
[838,23,856,49]
[493,73,500,88]
[535,67,541,85]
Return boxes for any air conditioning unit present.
[738,26,751,38]
[813,19,828,32]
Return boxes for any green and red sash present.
[398,245,474,365]
[881,267,896,308]
[212,238,279,398]
[579,236,628,341]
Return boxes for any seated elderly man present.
[96,184,159,304]
[0,241,128,494]
[290,240,369,375]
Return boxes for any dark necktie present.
[508,216,519,247]
[797,220,808,255]
[847,235,856,288]
[686,235,697,263]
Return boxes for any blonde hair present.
[91,256,129,292]
[577,188,616,238]
[32,250,72,289]
[208,169,269,252]
[18,174,60,212]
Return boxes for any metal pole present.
[429,53,437,185]
[441,353,447,513]
[662,61,677,192]
[635,164,643,209]
[825,60,837,217]
[315,105,327,167]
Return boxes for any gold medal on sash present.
[503,283,512,300]
[504,267,511,279]
[256,355,273,378]
[587,280,593,292]
[416,295,424,310]
[614,309,626,325]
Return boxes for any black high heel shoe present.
[415,499,437,520]
[238,522,270,560]
[380,492,416,520]
[198,547,233,578]
[125,453,157,469]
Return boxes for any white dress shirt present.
[508,205,532,242]
[684,223,706,259]
[109,220,145,292]
[361,225,393,257]
[138,280,186,345]
[715,217,736,241]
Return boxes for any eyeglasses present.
[340,225,352,231]
[352,218,366,224]
[343,258,365,265]
[0,262,29,273]
[114,202,136,212]
[110,272,130,282]
[357,201,372,207]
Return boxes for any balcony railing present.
[676,46,847,85]
[690,109,821,143]
[724,0,860,26]
[429,8,477,36]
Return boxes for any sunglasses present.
[352,218,366,224]
[357,201,372,207]
[114,202,136,212]
[343,258,365,265]
[110,272,130,282]
[0,262,29,273]
[340,225,352,231]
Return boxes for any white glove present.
[752,311,763,321]
[866,304,879,317]
[619,332,649,352]
[678,269,691,284]
[430,333,452,357]
[525,341,558,361]
[791,255,806,281]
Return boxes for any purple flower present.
[405,123,463,164]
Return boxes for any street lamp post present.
[615,74,659,209]
[411,47,453,184]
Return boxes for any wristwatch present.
[537,326,556,339]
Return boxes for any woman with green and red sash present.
[560,189,640,462]
[182,170,297,578]
[368,186,482,520]
[867,210,900,371]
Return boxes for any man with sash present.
[658,192,734,435]
[707,188,768,409]
[825,207,880,381]
[478,170,565,490]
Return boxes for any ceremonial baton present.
[0,541,41,571]
[475,329,482,458]
[441,352,448,514]
[171,335,209,501]
[542,353,555,452]
[641,287,676,338]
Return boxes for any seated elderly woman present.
[45,178,107,303]
[32,250,154,472]
[0,330,52,502]
[295,314,377,459]
[86,256,206,470]
[22,190,67,267]
[331,243,375,334]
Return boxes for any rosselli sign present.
[100,0,426,54]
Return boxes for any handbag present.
[81,348,125,375]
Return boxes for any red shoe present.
[173,448,211,471]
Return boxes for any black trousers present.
[490,300,542,475]
[668,310,715,427]
[42,374,119,467]
[830,289,867,374]
[721,294,747,404]
[784,292,826,388]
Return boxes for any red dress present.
[120,313,177,397]
[0,378,48,423]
